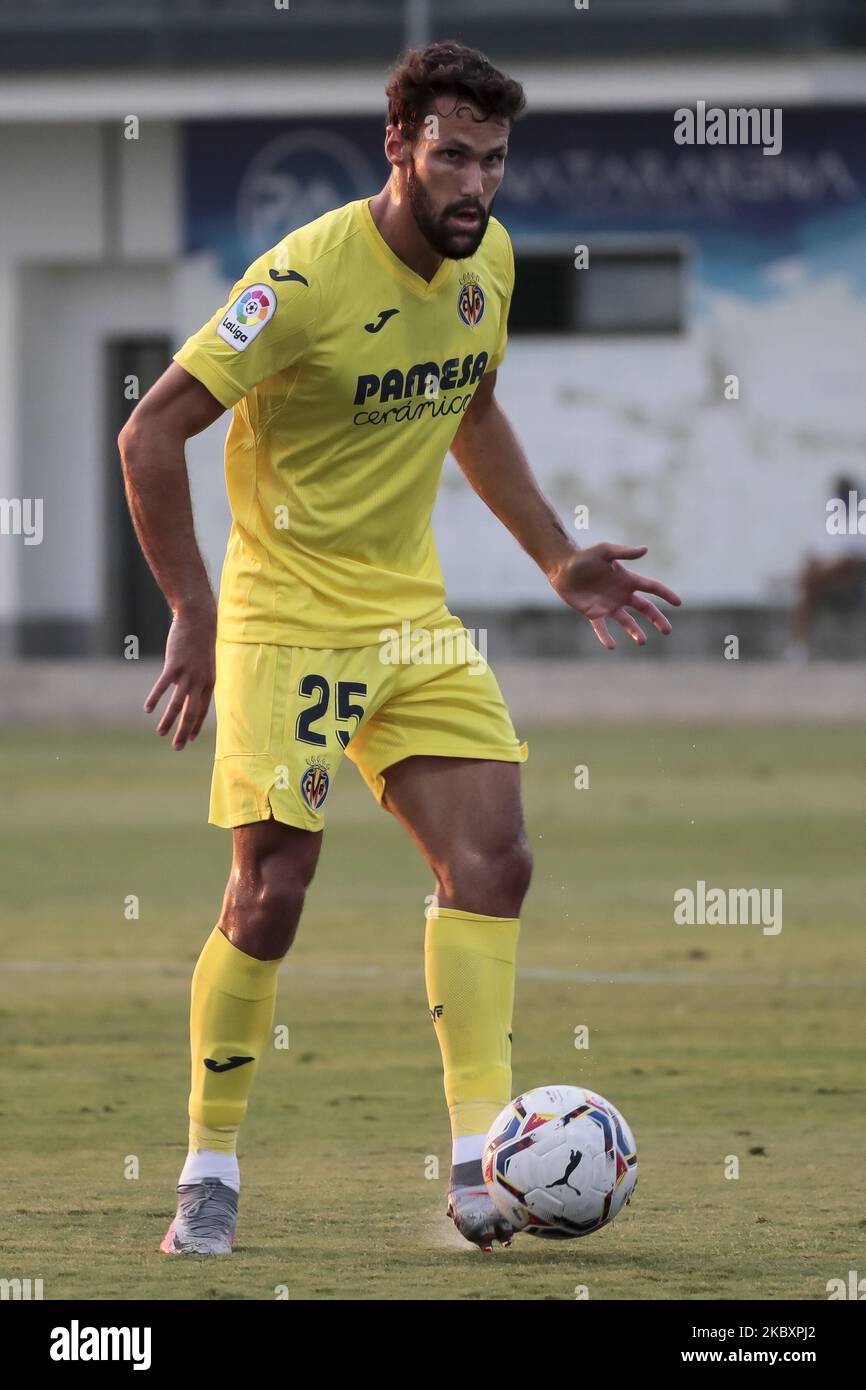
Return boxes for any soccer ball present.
[482,1084,638,1239]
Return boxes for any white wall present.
[0,122,185,638]
[19,264,174,620]
[0,124,105,627]
[436,279,865,609]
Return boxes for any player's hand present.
[145,602,217,749]
[548,543,682,650]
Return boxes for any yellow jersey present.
[173,197,514,646]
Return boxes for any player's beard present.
[407,161,493,260]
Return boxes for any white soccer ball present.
[482,1084,638,1239]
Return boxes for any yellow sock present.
[187,925,281,1154]
[424,906,519,1141]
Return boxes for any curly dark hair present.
[385,40,526,141]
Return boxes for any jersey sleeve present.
[487,227,515,372]
[173,250,322,409]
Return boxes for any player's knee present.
[439,834,532,916]
[498,834,533,909]
[223,864,311,955]
[257,873,309,929]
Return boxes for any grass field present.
[1,721,864,1301]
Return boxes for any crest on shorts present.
[300,756,330,811]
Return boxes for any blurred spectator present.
[788,476,866,659]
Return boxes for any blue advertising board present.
[184,107,866,299]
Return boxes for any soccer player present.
[119,41,681,1256]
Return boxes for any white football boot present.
[160,1178,238,1256]
[447,1158,515,1252]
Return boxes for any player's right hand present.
[145,602,217,750]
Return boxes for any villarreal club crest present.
[300,757,330,812]
[457,277,485,328]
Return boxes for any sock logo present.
[203,1055,254,1073]
[429,1004,444,1022]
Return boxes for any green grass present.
[1,722,864,1300]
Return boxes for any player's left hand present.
[549,543,682,650]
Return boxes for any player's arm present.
[120,254,320,746]
[450,371,682,649]
[118,363,225,749]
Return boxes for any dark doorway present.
[510,241,690,336]
[104,338,172,658]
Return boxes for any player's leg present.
[382,753,530,913]
[161,819,321,1255]
[381,753,532,1250]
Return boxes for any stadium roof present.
[0,0,863,73]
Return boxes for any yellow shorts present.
[209,624,529,831]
